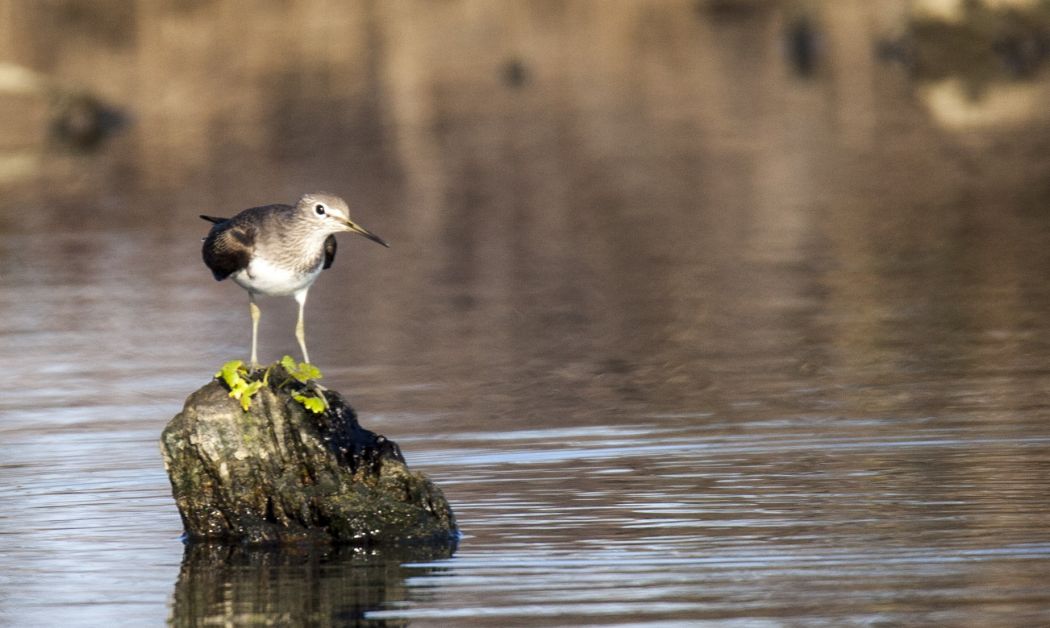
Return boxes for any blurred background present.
[3,0,1050,626]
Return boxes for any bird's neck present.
[264,228,331,272]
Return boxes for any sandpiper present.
[201,192,388,366]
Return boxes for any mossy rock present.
[160,363,457,546]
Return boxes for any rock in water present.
[160,365,457,545]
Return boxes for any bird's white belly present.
[232,257,321,296]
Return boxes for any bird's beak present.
[344,220,389,248]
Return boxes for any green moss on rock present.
[160,363,457,546]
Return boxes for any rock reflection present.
[169,542,455,628]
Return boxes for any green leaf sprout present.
[292,391,327,414]
[280,355,323,383]
[215,357,327,414]
[215,360,265,411]
[280,355,327,414]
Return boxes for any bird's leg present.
[294,288,310,364]
[249,292,261,368]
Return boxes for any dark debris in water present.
[883,2,1050,82]
[49,91,127,151]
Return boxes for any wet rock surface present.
[160,364,457,545]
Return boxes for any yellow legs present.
[294,288,310,365]
[249,293,261,367]
[247,289,311,366]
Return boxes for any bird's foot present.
[304,379,329,402]
[289,378,329,413]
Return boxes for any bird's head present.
[297,192,389,247]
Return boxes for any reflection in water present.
[2,0,1050,626]
[170,542,454,627]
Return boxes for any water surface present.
[2,1,1050,625]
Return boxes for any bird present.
[200,192,388,366]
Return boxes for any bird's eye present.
[315,204,326,216]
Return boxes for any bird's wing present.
[323,235,337,270]
[202,216,256,281]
